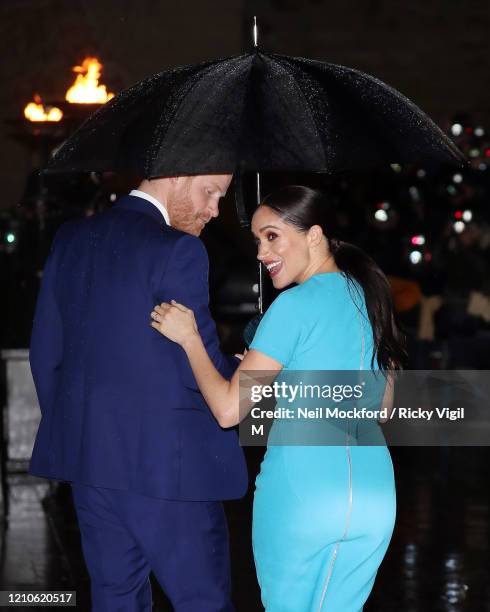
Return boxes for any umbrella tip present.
[253,16,258,48]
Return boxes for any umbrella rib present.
[267,54,329,171]
[339,63,465,163]
[294,55,465,165]
[145,59,231,176]
[236,53,258,168]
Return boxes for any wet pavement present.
[0,447,489,611]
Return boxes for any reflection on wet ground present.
[0,447,489,611]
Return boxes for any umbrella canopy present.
[48,50,464,176]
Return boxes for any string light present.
[409,250,423,264]
[451,123,463,136]
[411,235,426,246]
[409,186,420,201]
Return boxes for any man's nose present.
[209,201,220,218]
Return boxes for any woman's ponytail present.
[331,239,407,370]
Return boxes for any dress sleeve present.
[249,290,303,366]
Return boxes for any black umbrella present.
[47,35,465,342]
[48,50,464,177]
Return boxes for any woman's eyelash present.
[253,232,277,246]
[253,233,278,244]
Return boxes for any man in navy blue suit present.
[29,174,248,611]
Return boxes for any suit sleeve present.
[156,234,238,388]
[29,230,64,417]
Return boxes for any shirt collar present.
[129,189,171,226]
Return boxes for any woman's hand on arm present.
[151,300,199,347]
[151,302,282,428]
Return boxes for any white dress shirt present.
[129,189,171,226]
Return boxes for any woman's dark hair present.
[260,185,407,371]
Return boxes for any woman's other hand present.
[151,300,198,347]
[234,349,248,361]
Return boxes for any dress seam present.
[317,309,364,610]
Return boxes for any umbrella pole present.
[253,17,264,316]
[256,171,263,315]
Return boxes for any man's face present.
[166,174,232,236]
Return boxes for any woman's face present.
[251,206,313,289]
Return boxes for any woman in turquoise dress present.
[150,185,406,611]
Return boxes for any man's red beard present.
[167,182,207,236]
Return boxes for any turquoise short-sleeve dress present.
[249,272,396,611]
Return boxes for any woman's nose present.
[257,242,268,260]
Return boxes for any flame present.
[65,57,114,104]
[24,94,63,122]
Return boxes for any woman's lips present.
[266,261,283,278]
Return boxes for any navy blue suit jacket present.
[29,194,248,501]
